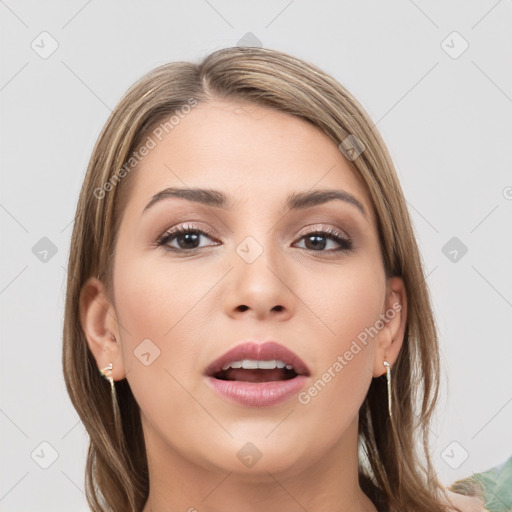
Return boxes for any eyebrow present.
[142,187,367,217]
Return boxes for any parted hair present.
[63,46,458,512]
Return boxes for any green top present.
[477,455,512,512]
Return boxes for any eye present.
[156,224,219,251]
[294,227,352,252]
[155,224,352,253]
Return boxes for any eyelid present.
[295,223,350,240]
[156,222,349,239]
[155,223,218,247]
[293,224,353,252]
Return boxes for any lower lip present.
[205,376,309,407]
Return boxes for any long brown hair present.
[63,46,456,512]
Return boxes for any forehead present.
[123,99,374,218]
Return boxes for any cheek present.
[295,256,384,412]
[112,243,210,342]
[111,255,204,431]
[111,248,214,398]
[301,255,385,349]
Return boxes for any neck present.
[140,415,378,512]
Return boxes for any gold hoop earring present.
[383,360,392,418]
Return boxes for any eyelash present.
[155,223,353,253]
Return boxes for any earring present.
[383,360,392,418]
[99,337,117,385]
[99,362,122,436]
[100,362,114,388]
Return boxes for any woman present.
[63,46,473,512]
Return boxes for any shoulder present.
[444,489,488,512]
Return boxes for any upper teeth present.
[222,359,293,371]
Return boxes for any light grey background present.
[1,1,511,511]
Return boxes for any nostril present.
[236,305,249,312]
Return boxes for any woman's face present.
[92,99,405,478]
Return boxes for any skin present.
[81,99,408,512]
[445,490,487,512]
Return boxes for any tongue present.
[223,368,293,382]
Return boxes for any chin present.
[190,434,316,479]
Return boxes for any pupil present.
[178,232,199,249]
[306,234,326,250]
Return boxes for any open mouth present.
[204,342,310,407]
[212,361,299,383]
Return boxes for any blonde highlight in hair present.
[63,47,454,512]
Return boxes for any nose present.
[222,239,297,322]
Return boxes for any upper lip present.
[204,341,310,377]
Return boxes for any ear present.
[79,276,127,381]
[372,276,407,378]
